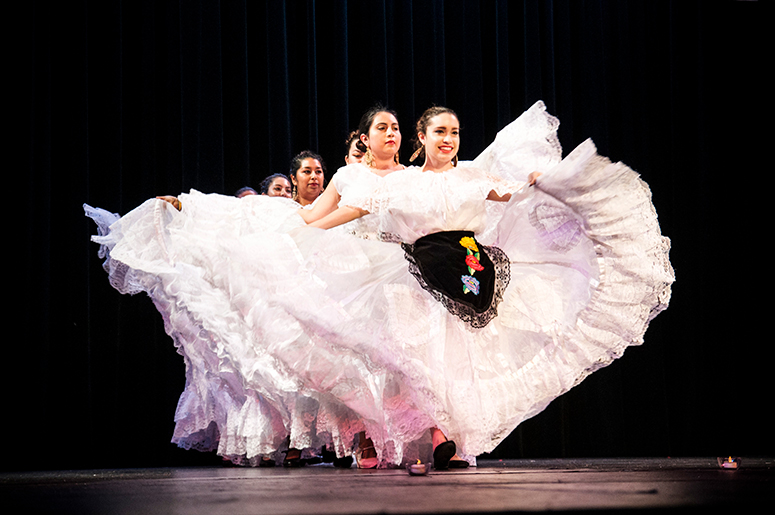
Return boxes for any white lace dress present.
[85,101,674,466]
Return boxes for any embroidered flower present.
[459,237,479,253]
[461,275,480,295]
[465,254,484,272]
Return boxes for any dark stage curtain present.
[11,0,769,471]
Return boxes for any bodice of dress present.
[352,164,520,244]
[331,163,390,239]
[331,163,384,203]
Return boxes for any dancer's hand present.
[527,171,542,185]
[156,195,182,211]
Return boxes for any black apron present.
[401,231,510,329]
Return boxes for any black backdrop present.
[10,0,770,472]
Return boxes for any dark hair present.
[411,106,459,165]
[234,186,257,197]
[289,150,327,179]
[345,130,360,152]
[355,104,399,153]
[258,174,290,194]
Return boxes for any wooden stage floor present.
[3,457,772,514]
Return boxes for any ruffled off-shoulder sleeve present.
[337,168,393,214]
[332,164,383,213]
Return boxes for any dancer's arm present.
[527,171,542,185]
[486,171,541,202]
[297,185,342,224]
[309,205,369,229]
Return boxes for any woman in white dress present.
[271,104,674,469]
[294,105,406,467]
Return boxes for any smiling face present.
[292,157,325,204]
[418,112,460,171]
[266,176,292,198]
[361,111,401,162]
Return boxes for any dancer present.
[294,105,405,466]
[272,103,674,468]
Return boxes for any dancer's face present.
[266,177,292,198]
[293,158,324,200]
[419,112,459,168]
[345,139,364,164]
[361,112,401,160]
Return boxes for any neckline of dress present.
[355,162,403,177]
[414,164,460,175]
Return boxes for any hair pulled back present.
[345,130,360,152]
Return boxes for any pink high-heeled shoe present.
[356,442,378,469]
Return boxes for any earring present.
[364,148,375,168]
[409,147,423,162]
